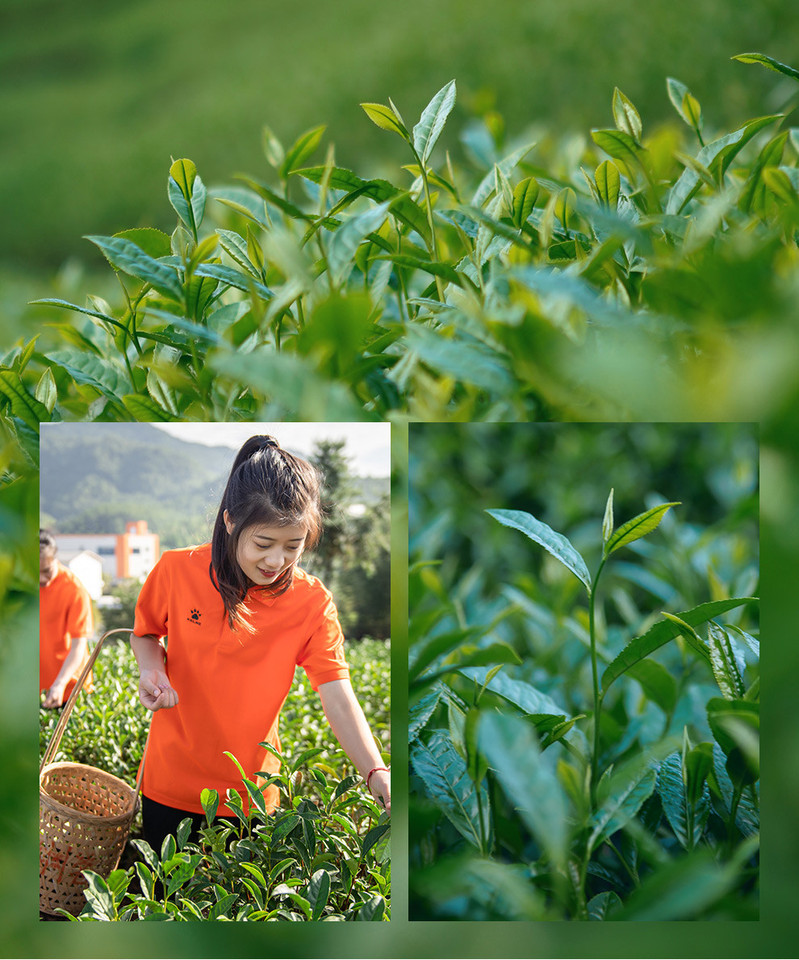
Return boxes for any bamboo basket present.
[39,627,148,917]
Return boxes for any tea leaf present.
[626,658,677,715]
[85,235,184,303]
[666,77,690,120]
[733,52,799,82]
[34,367,57,414]
[272,813,300,842]
[208,892,239,921]
[239,862,266,887]
[612,88,643,142]
[217,229,260,277]
[47,348,132,400]
[280,125,326,180]
[478,712,569,870]
[602,487,615,544]
[459,666,586,753]
[594,161,620,209]
[332,774,360,801]
[409,625,489,682]
[361,823,391,859]
[306,869,331,921]
[410,731,491,851]
[511,177,539,228]
[472,143,535,206]
[210,349,367,421]
[666,78,703,140]
[591,128,645,179]
[726,624,759,659]
[707,622,746,699]
[361,102,409,141]
[168,159,206,237]
[711,743,759,835]
[588,890,622,920]
[413,80,457,163]
[355,894,386,921]
[604,501,679,556]
[657,751,710,850]
[82,872,116,921]
[682,93,703,137]
[296,166,431,242]
[707,698,759,779]
[684,742,714,806]
[327,201,391,287]
[193,263,273,300]
[601,598,757,692]
[660,612,712,662]
[120,394,174,421]
[0,370,51,429]
[405,326,514,396]
[377,253,462,287]
[666,115,782,214]
[487,508,592,593]
[114,227,173,260]
[763,166,799,210]
[615,839,759,920]
[261,124,285,168]
[589,758,657,852]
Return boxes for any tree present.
[307,440,390,639]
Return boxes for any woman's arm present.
[42,635,88,708]
[318,678,390,813]
[131,632,179,711]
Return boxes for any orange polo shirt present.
[133,543,350,815]
[39,561,93,699]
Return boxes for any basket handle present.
[40,627,151,796]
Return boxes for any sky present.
[150,422,391,477]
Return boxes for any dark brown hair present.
[210,435,323,629]
[39,529,57,556]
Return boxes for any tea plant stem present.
[588,557,607,807]
[728,782,744,851]
[475,779,489,857]
[410,148,445,301]
[606,837,639,886]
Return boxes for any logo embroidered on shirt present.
[187,608,202,625]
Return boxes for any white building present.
[55,521,160,583]
[57,549,104,600]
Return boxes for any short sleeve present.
[133,553,171,639]
[65,581,93,639]
[297,591,350,690]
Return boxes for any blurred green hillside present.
[2,0,796,271]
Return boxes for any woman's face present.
[225,512,307,586]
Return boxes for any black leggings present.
[141,795,206,854]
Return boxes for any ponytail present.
[210,435,324,630]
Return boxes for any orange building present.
[56,521,160,583]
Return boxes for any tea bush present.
[408,423,758,921]
[0,53,796,432]
[39,635,390,920]
[66,762,390,922]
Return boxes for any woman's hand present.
[42,680,68,709]
[138,668,179,711]
[368,767,391,814]
[131,633,177,711]
[318,679,391,816]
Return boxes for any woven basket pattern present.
[39,762,137,916]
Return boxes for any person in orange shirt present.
[39,529,94,708]
[131,435,390,850]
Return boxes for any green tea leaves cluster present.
[410,477,758,921]
[0,53,794,431]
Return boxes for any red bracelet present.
[366,766,390,790]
